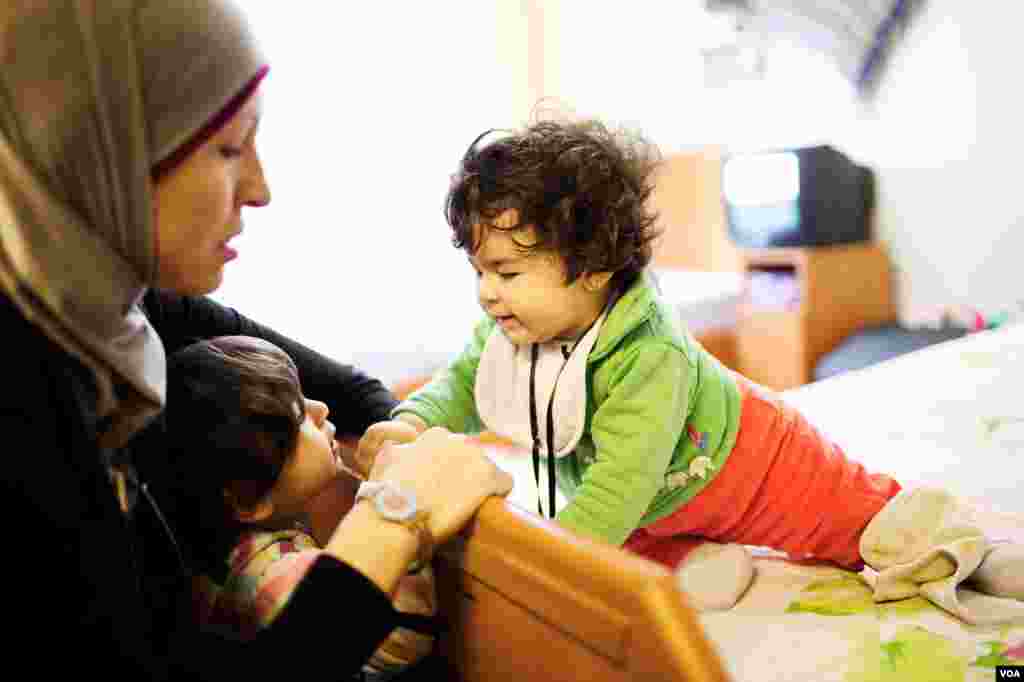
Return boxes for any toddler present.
[365,120,1023,609]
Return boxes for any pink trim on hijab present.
[152,65,270,180]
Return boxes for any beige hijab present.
[0,1,267,447]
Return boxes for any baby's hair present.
[158,335,305,573]
[166,335,304,507]
[445,118,663,291]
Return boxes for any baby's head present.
[161,336,342,567]
[445,119,661,345]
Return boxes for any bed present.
[460,321,1024,681]
[697,321,1024,681]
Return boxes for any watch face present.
[378,485,416,521]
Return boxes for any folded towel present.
[970,542,1024,600]
[858,487,1024,625]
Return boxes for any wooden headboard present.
[432,498,731,681]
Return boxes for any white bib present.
[474,310,608,458]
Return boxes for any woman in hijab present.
[0,2,511,679]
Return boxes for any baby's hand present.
[352,420,421,479]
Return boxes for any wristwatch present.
[355,480,434,572]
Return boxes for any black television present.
[721,144,874,249]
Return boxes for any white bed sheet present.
[781,321,1024,518]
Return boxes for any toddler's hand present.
[351,420,421,479]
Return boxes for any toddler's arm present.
[557,342,691,546]
[394,413,428,433]
[391,317,495,434]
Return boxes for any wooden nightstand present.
[735,243,897,390]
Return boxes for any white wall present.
[839,1,1023,322]
[210,3,534,384]
[537,1,1024,323]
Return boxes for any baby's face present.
[263,398,342,518]
[469,210,610,345]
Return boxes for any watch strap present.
[356,481,435,571]
[404,511,434,573]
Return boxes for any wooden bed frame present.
[319,384,732,679]
[430,498,731,681]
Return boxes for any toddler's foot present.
[675,542,754,612]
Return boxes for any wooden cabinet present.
[735,243,897,390]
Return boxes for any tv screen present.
[722,144,873,249]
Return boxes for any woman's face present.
[152,93,270,295]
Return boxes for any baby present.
[157,335,436,678]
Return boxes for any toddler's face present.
[263,398,343,518]
[469,210,610,345]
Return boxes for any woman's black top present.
[0,290,409,680]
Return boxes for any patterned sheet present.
[701,555,1023,681]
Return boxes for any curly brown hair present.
[445,119,663,291]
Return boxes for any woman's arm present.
[144,289,397,435]
[169,556,402,680]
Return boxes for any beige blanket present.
[859,487,1024,626]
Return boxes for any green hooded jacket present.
[394,274,743,546]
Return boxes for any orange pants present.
[623,378,901,570]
